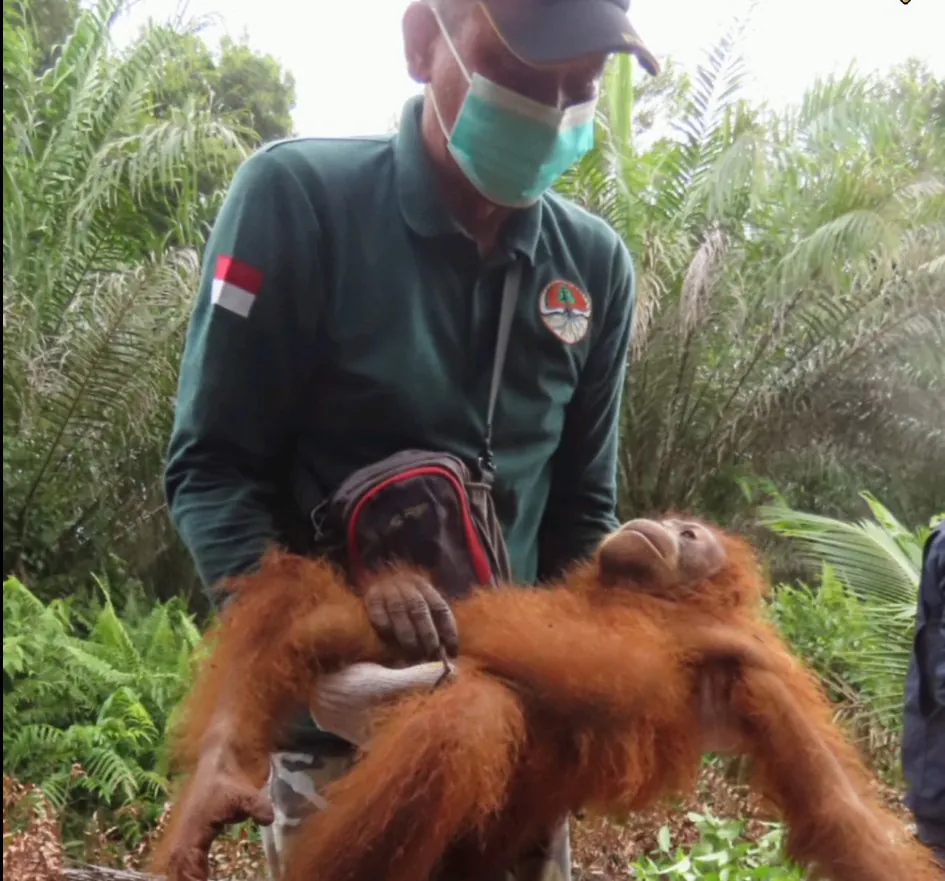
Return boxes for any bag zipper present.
[346,465,494,585]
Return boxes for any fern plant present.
[3,573,200,844]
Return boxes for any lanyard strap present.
[479,256,523,482]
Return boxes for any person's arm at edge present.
[536,237,636,581]
[930,527,945,707]
[164,145,322,609]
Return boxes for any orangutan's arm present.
[726,661,942,881]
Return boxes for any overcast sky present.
[111,0,943,138]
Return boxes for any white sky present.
[111,0,944,138]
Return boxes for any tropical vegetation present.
[3,0,943,876]
[566,23,945,527]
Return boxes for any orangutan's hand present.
[163,741,274,881]
[362,572,459,660]
[697,666,747,756]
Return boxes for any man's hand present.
[362,572,459,659]
[163,741,273,881]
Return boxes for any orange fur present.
[154,521,943,881]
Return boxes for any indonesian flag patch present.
[210,255,263,318]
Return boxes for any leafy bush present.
[2,574,200,851]
[2,0,245,602]
[632,811,801,880]
[765,569,905,782]
[767,566,869,706]
[759,492,943,730]
[561,26,945,526]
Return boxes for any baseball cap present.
[480,0,660,76]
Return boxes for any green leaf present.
[658,824,673,853]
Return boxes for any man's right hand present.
[162,741,274,881]
[362,572,459,660]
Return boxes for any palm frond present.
[3,0,249,585]
[570,42,945,518]
[758,494,938,728]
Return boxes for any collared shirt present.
[165,94,637,600]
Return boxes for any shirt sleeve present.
[929,528,945,706]
[536,239,636,580]
[164,146,322,603]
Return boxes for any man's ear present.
[403,2,439,84]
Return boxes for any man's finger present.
[418,580,459,656]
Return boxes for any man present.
[164,1,662,878]
[903,521,945,868]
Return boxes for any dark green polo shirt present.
[165,94,637,602]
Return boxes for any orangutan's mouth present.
[622,527,669,561]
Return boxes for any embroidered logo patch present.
[538,280,592,345]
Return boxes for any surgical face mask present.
[427,8,598,209]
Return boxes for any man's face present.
[405,1,608,138]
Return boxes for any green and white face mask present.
[427,6,599,209]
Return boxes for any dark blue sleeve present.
[928,527,945,706]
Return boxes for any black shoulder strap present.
[478,256,524,482]
[296,256,524,522]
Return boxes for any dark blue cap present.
[482,0,660,75]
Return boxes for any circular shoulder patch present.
[538,280,592,345]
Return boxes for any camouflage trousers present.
[260,747,572,881]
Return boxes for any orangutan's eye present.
[680,529,697,540]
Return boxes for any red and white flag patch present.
[211,255,263,318]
